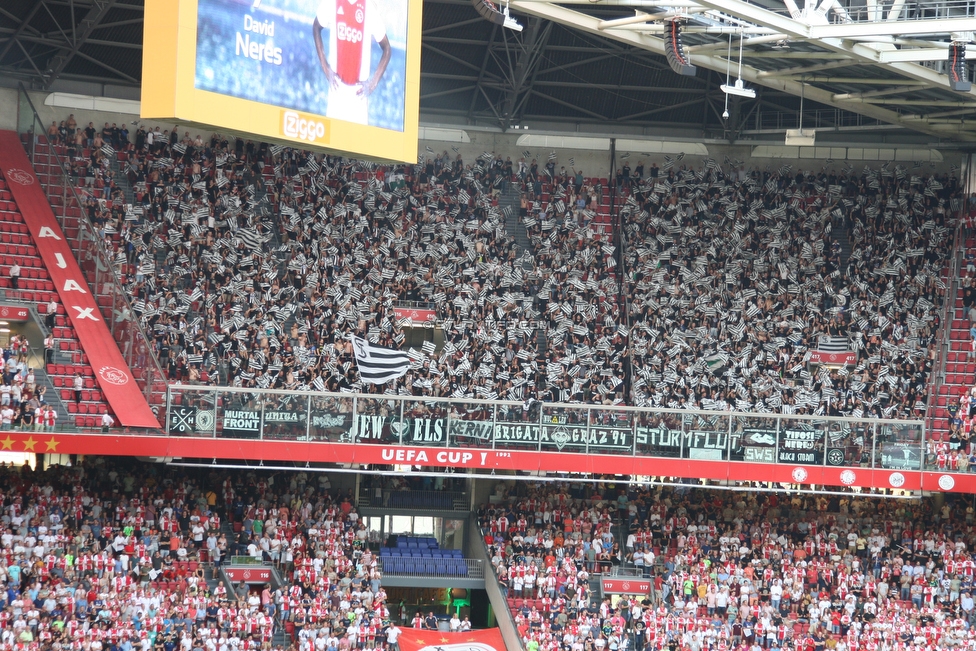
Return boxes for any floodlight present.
[721,79,756,99]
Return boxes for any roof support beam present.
[862,99,976,106]
[423,17,488,36]
[905,107,976,119]
[809,17,976,39]
[508,0,953,138]
[0,2,45,64]
[616,96,705,121]
[530,80,707,92]
[757,60,855,77]
[15,40,48,80]
[468,23,499,120]
[738,51,850,58]
[0,33,143,50]
[879,48,957,63]
[597,11,666,30]
[70,46,137,83]
[499,17,553,128]
[533,53,616,77]
[42,0,118,88]
[802,76,928,84]
[832,84,928,101]
[421,85,478,100]
[690,0,976,100]
[529,89,609,121]
[423,43,498,77]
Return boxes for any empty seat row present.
[381,557,469,577]
[65,402,108,415]
[381,549,462,558]
[46,363,94,377]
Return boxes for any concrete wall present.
[424,131,961,179]
[1,86,960,177]
[0,87,19,131]
[466,513,522,649]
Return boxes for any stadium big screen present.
[142,0,421,162]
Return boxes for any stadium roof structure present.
[2,0,976,142]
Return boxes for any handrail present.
[378,557,485,579]
[469,514,524,651]
[16,83,168,416]
[167,382,925,425]
[927,220,961,435]
[618,202,634,405]
[164,383,928,477]
[926,158,973,437]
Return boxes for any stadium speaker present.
[472,0,506,25]
[949,43,971,92]
[665,21,697,77]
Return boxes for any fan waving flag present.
[397,629,506,651]
[351,336,411,384]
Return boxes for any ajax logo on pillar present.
[5,169,34,185]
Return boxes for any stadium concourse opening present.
[0,454,973,651]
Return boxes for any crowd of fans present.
[624,163,952,419]
[0,457,418,651]
[483,480,976,651]
[45,117,960,421]
[931,385,976,472]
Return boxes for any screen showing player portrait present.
[142,0,419,162]
[194,0,408,132]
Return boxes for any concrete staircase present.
[499,186,545,359]
[107,153,136,206]
[34,366,71,428]
[832,219,853,268]
[499,185,531,254]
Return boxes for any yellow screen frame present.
[142,0,421,163]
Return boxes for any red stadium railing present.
[161,384,930,488]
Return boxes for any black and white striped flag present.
[522,150,532,159]
[351,336,411,385]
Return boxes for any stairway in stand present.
[935,228,975,441]
[499,185,548,357]
[0,171,112,428]
[832,219,853,268]
[500,184,532,254]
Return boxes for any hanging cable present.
[722,32,731,119]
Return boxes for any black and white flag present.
[351,336,411,385]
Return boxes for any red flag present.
[396,629,507,651]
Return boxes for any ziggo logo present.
[281,110,329,143]
[336,22,363,43]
